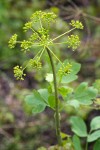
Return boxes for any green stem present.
[46,47,62,146]
[85,139,88,150]
[47,46,63,65]
[51,27,75,42]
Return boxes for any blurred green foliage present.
[0,0,46,69]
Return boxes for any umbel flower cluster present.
[8,11,83,80]
[59,63,72,75]
[8,34,18,48]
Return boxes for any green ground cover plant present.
[8,10,100,150]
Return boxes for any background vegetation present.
[0,0,100,149]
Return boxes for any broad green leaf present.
[61,74,78,84]
[48,95,55,109]
[67,100,80,108]
[38,89,49,104]
[93,139,100,150]
[75,82,88,95]
[72,135,83,150]
[32,104,46,114]
[90,116,100,131]
[88,130,100,142]
[45,73,53,82]
[70,116,87,137]
[70,61,81,75]
[25,90,46,105]
[74,82,98,105]
[25,95,35,105]
[25,90,47,114]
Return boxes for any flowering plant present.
[9,11,99,149]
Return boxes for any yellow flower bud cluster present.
[28,57,42,70]
[29,33,39,42]
[59,63,72,75]
[8,34,17,48]
[21,40,32,52]
[42,12,56,23]
[70,20,84,29]
[13,66,26,80]
[38,28,49,38]
[30,11,56,24]
[23,21,33,32]
[67,35,80,50]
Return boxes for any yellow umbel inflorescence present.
[8,11,84,80]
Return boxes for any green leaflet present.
[70,116,87,137]
[58,86,73,97]
[64,82,98,109]
[93,139,100,150]
[90,116,100,131]
[72,135,83,150]
[32,104,46,114]
[25,89,56,113]
[48,95,55,109]
[25,90,47,114]
[38,88,49,104]
[87,130,100,142]
[67,100,80,109]
[61,74,78,84]
[74,82,98,105]
[68,61,81,75]
[25,90,47,105]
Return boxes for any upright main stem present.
[46,48,62,146]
